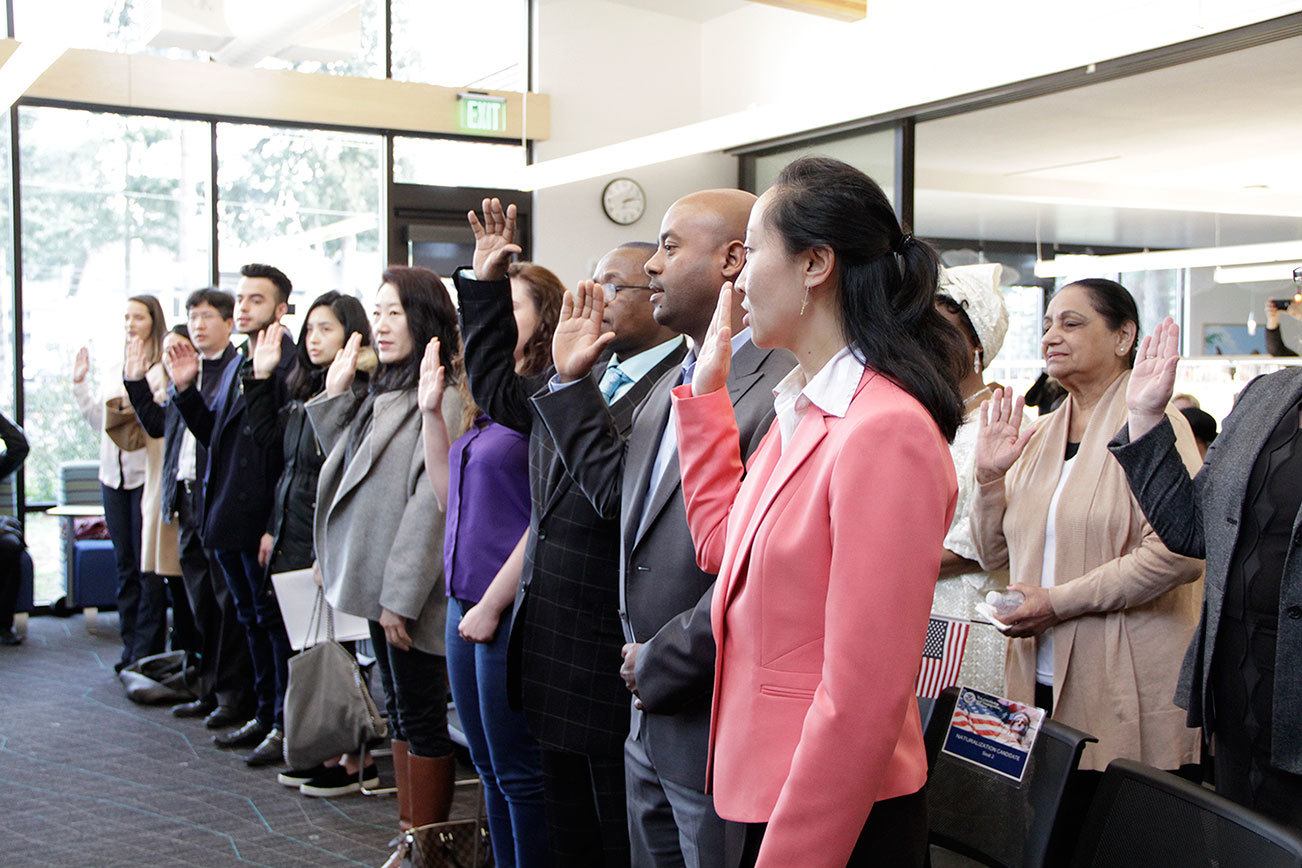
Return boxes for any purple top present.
[444,415,531,603]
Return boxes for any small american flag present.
[951,705,1005,738]
[915,615,971,699]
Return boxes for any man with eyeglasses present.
[591,243,684,404]
[536,190,794,867]
[125,288,254,732]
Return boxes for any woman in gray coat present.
[1112,315,1302,829]
[308,266,464,832]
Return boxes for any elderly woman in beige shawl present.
[971,279,1204,817]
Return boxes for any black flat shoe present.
[204,705,245,729]
[243,729,284,767]
[213,719,267,749]
[171,697,217,718]
[0,627,22,646]
[278,763,328,788]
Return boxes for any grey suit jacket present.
[533,339,794,789]
[1109,366,1302,774]
[307,386,461,656]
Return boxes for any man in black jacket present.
[170,265,296,766]
[126,295,252,726]
[535,190,793,868]
[457,199,685,867]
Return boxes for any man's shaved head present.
[644,189,757,345]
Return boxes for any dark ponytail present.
[766,156,964,441]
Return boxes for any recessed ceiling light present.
[1243,184,1270,191]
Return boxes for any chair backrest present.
[925,685,1096,867]
[59,461,101,506]
[0,474,16,517]
[1072,758,1302,868]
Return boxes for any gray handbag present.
[282,589,388,769]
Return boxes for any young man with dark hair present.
[169,267,296,767]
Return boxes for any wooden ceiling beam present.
[747,0,867,22]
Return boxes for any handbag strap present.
[305,586,338,648]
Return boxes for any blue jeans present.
[214,548,291,729]
[447,598,551,868]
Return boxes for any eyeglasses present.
[601,283,654,301]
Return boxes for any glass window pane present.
[0,113,13,418]
[391,0,528,90]
[217,123,383,321]
[19,107,212,602]
[393,137,526,188]
[753,128,896,204]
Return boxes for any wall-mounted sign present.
[457,92,508,133]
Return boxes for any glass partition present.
[216,123,384,322]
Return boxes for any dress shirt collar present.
[681,326,753,384]
[772,345,864,448]
[609,335,684,384]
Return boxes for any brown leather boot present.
[391,740,412,831]
[407,752,456,828]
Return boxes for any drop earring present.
[973,350,982,375]
[800,286,811,317]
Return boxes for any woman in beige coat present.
[971,279,1204,840]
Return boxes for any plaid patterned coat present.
[456,270,687,756]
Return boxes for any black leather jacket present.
[243,374,325,578]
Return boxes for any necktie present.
[599,365,633,404]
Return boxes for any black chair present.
[924,686,1096,867]
[1071,758,1302,867]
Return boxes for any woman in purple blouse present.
[420,262,563,868]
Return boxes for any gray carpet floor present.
[0,613,474,867]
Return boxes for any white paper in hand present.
[271,569,371,650]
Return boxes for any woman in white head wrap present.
[931,262,1013,694]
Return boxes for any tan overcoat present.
[971,371,1204,771]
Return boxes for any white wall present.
[697,0,1302,135]
[533,0,706,160]
[531,152,737,287]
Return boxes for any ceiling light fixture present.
[1212,262,1302,284]
[1034,239,1302,278]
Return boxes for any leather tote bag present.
[282,589,387,769]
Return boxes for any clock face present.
[602,178,646,226]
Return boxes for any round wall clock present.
[601,177,646,226]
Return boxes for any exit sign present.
[458,93,508,133]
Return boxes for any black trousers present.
[738,787,928,867]
[539,746,630,868]
[0,547,19,631]
[367,620,453,758]
[177,482,251,709]
[101,483,166,665]
[164,574,201,655]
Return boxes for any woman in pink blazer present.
[673,156,962,867]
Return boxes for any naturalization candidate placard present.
[940,687,1045,782]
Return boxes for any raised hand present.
[691,283,735,397]
[417,337,446,413]
[468,197,522,282]
[123,337,150,381]
[252,322,286,380]
[974,387,1034,485]
[72,346,90,385]
[167,340,200,391]
[1126,316,1180,440]
[325,332,362,398]
[553,281,616,383]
